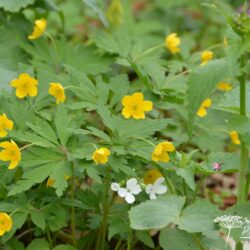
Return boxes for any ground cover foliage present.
[0,0,250,249]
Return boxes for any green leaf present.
[27,118,59,146]
[90,28,132,57]
[136,231,155,248]
[177,200,221,238]
[159,228,198,250]
[187,59,231,127]
[0,0,35,12]
[43,204,66,231]
[30,210,46,230]
[198,152,240,174]
[26,239,49,250]
[50,161,68,197]
[8,161,64,196]
[10,130,56,148]
[176,166,195,191]
[83,0,108,27]
[52,245,77,250]
[129,195,185,230]
[55,105,71,146]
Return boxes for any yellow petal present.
[161,142,175,152]
[28,85,38,97]
[0,130,8,138]
[122,107,132,118]
[143,101,153,111]
[122,95,132,106]
[202,98,212,108]
[159,152,170,162]
[28,18,47,40]
[132,92,144,102]
[230,131,241,145]
[8,159,19,170]
[16,88,28,99]
[201,50,213,64]
[197,107,207,117]
[217,82,232,91]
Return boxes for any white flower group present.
[111,177,167,204]
[111,178,142,204]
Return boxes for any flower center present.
[132,105,138,110]
[22,83,28,89]
[10,150,16,157]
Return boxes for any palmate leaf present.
[0,0,35,12]
[186,59,231,129]
[97,104,168,141]
[27,117,59,146]
[8,161,65,196]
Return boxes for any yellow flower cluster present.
[201,50,213,65]
[10,73,66,104]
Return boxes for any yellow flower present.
[46,178,55,187]
[0,213,12,236]
[165,33,181,54]
[201,50,213,65]
[0,114,13,138]
[144,169,163,184]
[48,83,66,104]
[122,92,153,119]
[92,148,110,165]
[230,131,240,145]
[151,142,175,163]
[10,73,38,99]
[197,98,212,117]
[0,140,21,169]
[28,18,47,40]
[217,82,232,91]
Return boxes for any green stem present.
[163,171,175,194]
[46,226,53,249]
[70,162,77,248]
[192,175,206,203]
[192,234,205,250]
[114,238,123,250]
[133,44,164,61]
[99,167,111,250]
[237,55,249,204]
[127,226,132,250]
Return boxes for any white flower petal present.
[111,183,120,191]
[132,184,142,195]
[118,188,127,198]
[154,184,167,195]
[126,178,138,189]
[145,184,153,194]
[125,192,135,204]
[149,192,157,200]
[154,177,165,186]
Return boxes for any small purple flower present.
[213,162,222,171]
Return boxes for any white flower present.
[111,182,120,191]
[145,177,167,200]
[111,178,142,204]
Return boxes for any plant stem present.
[127,226,132,250]
[237,55,249,204]
[133,44,164,61]
[114,238,123,250]
[192,175,206,203]
[99,167,111,250]
[70,162,77,248]
[46,226,53,249]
